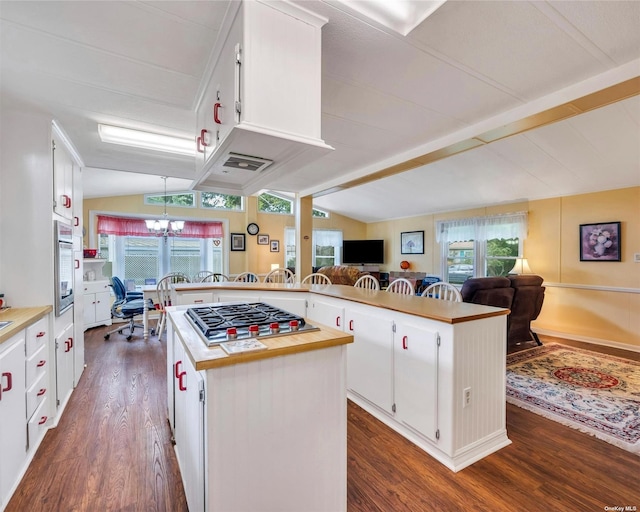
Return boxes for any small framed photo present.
[257,234,270,245]
[579,222,621,261]
[230,233,245,252]
[401,231,424,254]
[270,240,280,252]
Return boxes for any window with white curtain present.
[285,228,343,268]
[436,212,527,283]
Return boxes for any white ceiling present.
[1,0,639,222]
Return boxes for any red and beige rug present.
[506,343,640,455]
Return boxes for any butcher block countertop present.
[0,306,52,345]
[168,307,353,371]
[173,282,509,324]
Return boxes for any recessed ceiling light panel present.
[98,124,195,157]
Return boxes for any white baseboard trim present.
[535,328,640,354]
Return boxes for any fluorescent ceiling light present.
[330,0,446,36]
[98,124,195,157]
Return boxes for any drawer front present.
[176,291,215,306]
[84,280,111,295]
[26,316,49,358]
[26,344,48,388]
[27,397,49,451]
[26,372,48,419]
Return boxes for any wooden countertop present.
[168,308,353,371]
[0,306,52,345]
[171,282,509,324]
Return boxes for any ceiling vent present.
[222,152,273,173]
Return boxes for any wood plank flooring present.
[8,328,640,511]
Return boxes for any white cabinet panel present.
[55,322,74,412]
[307,296,344,331]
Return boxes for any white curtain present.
[436,212,527,243]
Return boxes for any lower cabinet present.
[83,280,112,330]
[0,332,27,511]
[55,322,75,412]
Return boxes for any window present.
[144,191,195,207]
[285,228,342,268]
[437,212,527,284]
[200,192,243,211]
[312,208,329,218]
[258,192,293,214]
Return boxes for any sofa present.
[317,266,368,286]
[460,275,545,349]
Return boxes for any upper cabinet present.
[52,135,74,220]
[192,0,333,196]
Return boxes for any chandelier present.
[145,176,184,239]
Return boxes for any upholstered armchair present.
[317,266,367,286]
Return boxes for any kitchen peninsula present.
[166,282,511,511]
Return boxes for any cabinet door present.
[307,297,344,331]
[55,323,75,411]
[94,290,112,323]
[345,307,394,414]
[259,294,306,318]
[83,293,96,326]
[173,341,206,512]
[0,333,27,505]
[52,135,74,219]
[394,323,439,442]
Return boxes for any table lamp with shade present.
[509,257,532,275]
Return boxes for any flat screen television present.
[342,239,384,265]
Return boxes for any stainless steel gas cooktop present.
[185,302,318,347]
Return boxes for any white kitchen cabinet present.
[394,322,439,442]
[24,315,51,452]
[0,332,27,511]
[52,132,74,220]
[193,0,332,196]
[83,280,112,330]
[172,337,206,512]
[55,322,75,413]
[345,305,395,414]
[307,295,345,331]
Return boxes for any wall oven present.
[55,220,74,316]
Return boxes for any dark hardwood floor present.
[8,327,640,511]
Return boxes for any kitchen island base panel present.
[206,346,347,512]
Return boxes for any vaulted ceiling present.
[1,0,639,223]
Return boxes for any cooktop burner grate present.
[185,302,318,346]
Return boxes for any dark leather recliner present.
[460,275,545,349]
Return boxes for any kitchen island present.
[167,304,353,512]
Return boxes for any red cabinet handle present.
[74,216,80,227]
[335,317,340,327]
[178,371,187,391]
[65,339,72,352]
[37,360,46,368]
[214,102,222,124]
[75,259,80,269]
[200,129,209,147]
[37,388,46,397]
[1,372,12,392]
[402,335,408,350]
[349,320,354,331]
[37,331,46,338]
[196,135,204,153]
[39,416,48,425]
[62,194,71,208]
[175,361,182,379]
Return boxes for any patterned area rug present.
[506,343,640,455]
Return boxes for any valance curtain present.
[97,215,223,239]
[436,212,528,244]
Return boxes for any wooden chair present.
[234,272,260,283]
[155,273,190,340]
[264,268,294,284]
[195,271,229,283]
[354,274,380,290]
[421,282,462,302]
[386,278,415,296]
[301,273,332,285]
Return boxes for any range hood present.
[190,1,333,196]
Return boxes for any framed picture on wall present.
[230,233,245,251]
[270,240,280,252]
[401,231,424,254]
[257,234,270,245]
[579,221,621,261]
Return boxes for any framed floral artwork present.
[579,222,621,261]
[401,231,424,254]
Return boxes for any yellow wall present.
[83,194,366,276]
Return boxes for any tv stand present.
[352,265,380,282]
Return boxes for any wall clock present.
[247,222,260,235]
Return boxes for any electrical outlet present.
[634,253,640,263]
[463,387,471,408]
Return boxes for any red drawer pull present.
[36,331,46,338]
[74,216,80,227]
[39,416,48,425]
[1,372,12,392]
[196,135,204,153]
[37,388,46,397]
[175,361,182,379]
[214,102,222,124]
[65,339,72,352]
[336,317,340,327]
[37,360,46,368]
[200,129,209,147]
[75,259,80,269]
[402,335,408,350]
[178,371,187,391]
[349,320,354,331]
[61,194,71,208]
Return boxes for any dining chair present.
[386,278,415,295]
[301,273,332,285]
[421,282,462,302]
[154,272,191,340]
[195,271,229,283]
[264,268,294,284]
[234,271,260,283]
[353,274,380,290]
